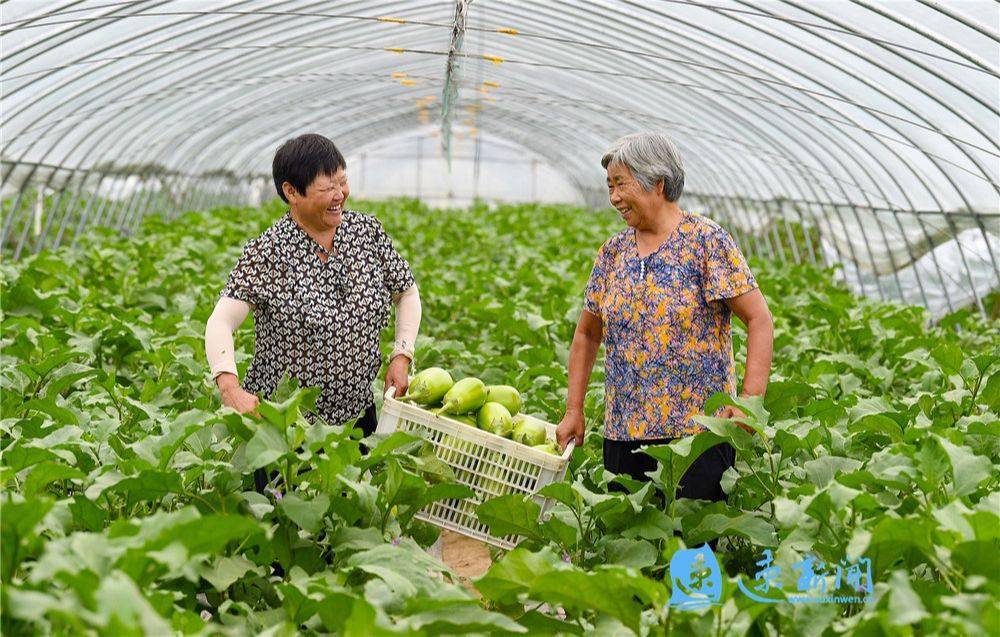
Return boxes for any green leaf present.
[162,513,264,556]
[2,445,59,472]
[802,456,862,488]
[605,538,657,569]
[849,414,903,443]
[620,507,675,541]
[886,570,929,626]
[23,461,85,497]
[763,380,816,419]
[104,470,184,509]
[979,370,1000,410]
[951,541,1000,578]
[280,493,330,534]
[643,429,736,508]
[257,385,320,428]
[22,397,79,426]
[1,498,54,582]
[404,604,527,633]
[475,547,562,604]
[703,392,770,429]
[515,610,584,635]
[476,495,544,541]
[529,569,650,633]
[93,571,173,635]
[934,436,991,498]
[868,517,935,575]
[398,482,476,529]
[686,511,776,546]
[930,343,963,376]
[200,555,259,591]
[537,481,583,512]
[245,425,290,469]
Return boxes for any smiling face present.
[606,163,662,229]
[284,167,350,231]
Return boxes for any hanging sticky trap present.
[496,27,518,35]
[482,81,500,88]
[482,54,504,65]
[385,47,405,54]
[378,16,407,23]
[399,79,417,86]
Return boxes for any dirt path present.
[440,530,493,592]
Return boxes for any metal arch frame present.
[2,0,449,248]
[106,93,604,229]
[478,2,868,268]
[733,2,997,308]
[3,0,988,196]
[610,0,988,308]
[1,0,443,181]
[750,0,999,305]
[185,99,606,196]
[768,0,1000,283]
[3,0,992,211]
[0,1,908,276]
[5,1,992,201]
[2,2,997,315]
[58,17,812,209]
[1,0,451,190]
[474,1,914,297]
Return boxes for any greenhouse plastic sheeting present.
[1,1,998,314]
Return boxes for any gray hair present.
[601,132,685,202]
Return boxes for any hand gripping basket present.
[376,389,574,550]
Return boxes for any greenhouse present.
[2,1,998,635]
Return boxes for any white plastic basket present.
[376,388,574,550]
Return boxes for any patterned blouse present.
[584,211,757,440]
[221,210,415,425]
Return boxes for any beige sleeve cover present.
[390,284,421,362]
[205,297,251,379]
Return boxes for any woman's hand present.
[216,373,260,415]
[718,405,755,434]
[556,409,586,451]
[384,355,410,398]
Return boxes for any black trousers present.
[604,437,736,549]
[253,403,378,493]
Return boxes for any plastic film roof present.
[2,1,999,315]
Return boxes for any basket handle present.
[384,386,399,400]
[562,439,577,457]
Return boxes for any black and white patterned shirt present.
[221,210,415,424]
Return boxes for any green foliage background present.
[2,199,997,635]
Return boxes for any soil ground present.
[440,529,493,592]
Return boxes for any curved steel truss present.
[2,1,998,315]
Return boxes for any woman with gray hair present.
[556,132,773,508]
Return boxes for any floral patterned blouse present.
[221,210,414,425]
[584,211,757,440]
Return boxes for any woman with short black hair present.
[205,133,420,444]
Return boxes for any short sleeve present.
[220,239,266,308]
[702,227,757,303]
[375,219,415,294]
[583,242,610,316]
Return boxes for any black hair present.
[272,134,346,202]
